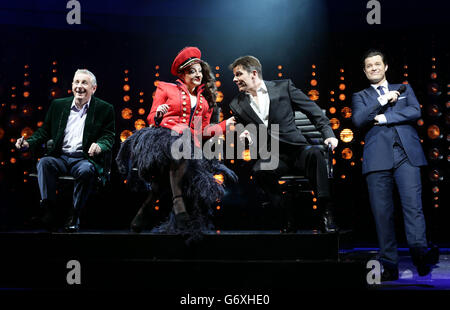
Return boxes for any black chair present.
[29,139,112,186]
[277,110,334,231]
[28,140,112,230]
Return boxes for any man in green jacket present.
[16,69,115,232]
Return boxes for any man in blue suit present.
[352,50,438,281]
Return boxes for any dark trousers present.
[366,145,427,267]
[37,155,96,211]
[251,142,331,209]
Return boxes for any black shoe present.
[410,247,434,277]
[381,266,399,281]
[281,221,297,233]
[40,199,59,232]
[426,245,440,265]
[63,209,80,233]
[320,209,338,233]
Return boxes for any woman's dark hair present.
[199,61,217,109]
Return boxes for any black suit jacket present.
[229,79,335,145]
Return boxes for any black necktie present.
[377,86,385,95]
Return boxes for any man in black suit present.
[228,55,338,233]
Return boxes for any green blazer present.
[27,96,115,181]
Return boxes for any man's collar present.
[371,80,389,90]
[72,97,91,111]
[246,81,267,96]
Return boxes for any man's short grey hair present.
[74,69,97,86]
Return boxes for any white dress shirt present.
[371,81,389,124]
[62,98,90,154]
[189,93,197,109]
[247,81,270,127]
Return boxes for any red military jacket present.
[147,80,226,146]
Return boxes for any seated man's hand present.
[324,137,338,151]
[15,136,29,150]
[239,129,254,145]
[88,142,102,157]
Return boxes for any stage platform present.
[0,229,368,291]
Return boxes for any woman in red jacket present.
[116,47,236,239]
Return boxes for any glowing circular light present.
[278,65,283,70]
[215,73,220,78]
[138,108,146,115]
[329,107,336,114]
[312,72,316,76]
[432,186,439,193]
[214,174,224,185]
[10,158,16,164]
[23,81,30,87]
[340,128,354,143]
[52,77,58,83]
[139,92,144,96]
[312,64,316,69]
[310,79,317,87]
[431,72,437,79]
[330,118,340,130]
[215,81,221,88]
[417,119,424,126]
[428,148,442,160]
[242,149,251,162]
[215,66,220,70]
[278,73,283,77]
[37,121,43,127]
[341,148,353,160]
[339,84,346,91]
[21,127,34,138]
[123,84,130,92]
[154,80,160,87]
[23,91,30,98]
[155,65,160,70]
[308,89,319,101]
[427,104,441,117]
[427,125,441,139]
[123,95,130,102]
[341,107,352,118]
[134,119,146,130]
[121,108,133,120]
[339,94,346,101]
[216,91,224,103]
[155,73,160,77]
[120,130,133,142]
[124,69,129,74]
[429,170,443,182]
[340,68,344,73]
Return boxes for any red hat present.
[170,46,202,76]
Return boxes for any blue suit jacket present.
[352,83,427,174]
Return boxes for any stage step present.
[0,230,367,290]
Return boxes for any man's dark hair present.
[362,49,387,68]
[229,55,263,79]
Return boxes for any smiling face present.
[181,63,203,91]
[363,55,388,85]
[232,65,259,94]
[72,72,96,105]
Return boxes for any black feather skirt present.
[115,126,237,237]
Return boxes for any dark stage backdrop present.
[0,0,448,244]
